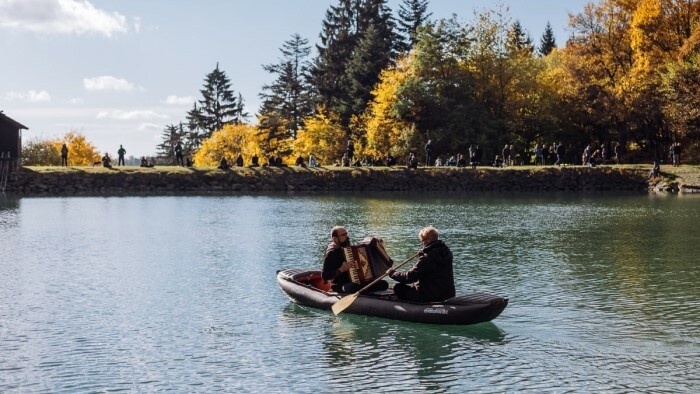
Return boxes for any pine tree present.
[188,63,248,137]
[157,124,183,162]
[396,0,432,53]
[186,103,207,150]
[259,34,314,141]
[539,22,557,56]
[506,20,534,56]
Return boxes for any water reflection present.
[0,195,19,227]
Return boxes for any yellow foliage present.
[293,110,345,165]
[363,57,414,158]
[193,124,263,166]
[55,131,100,166]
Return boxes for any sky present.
[0,0,591,158]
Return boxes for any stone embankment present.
[4,166,659,195]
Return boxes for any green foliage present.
[311,0,396,129]
[22,138,61,166]
[396,0,432,53]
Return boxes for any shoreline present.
[3,164,698,196]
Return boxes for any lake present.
[1,193,698,392]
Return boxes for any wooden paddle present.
[331,251,420,316]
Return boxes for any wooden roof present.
[0,112,28,130]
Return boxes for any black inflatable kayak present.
[277,269,508,325]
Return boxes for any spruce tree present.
[539,22,557,56]
[311,0,396,127]
[396,0,432,53]
[259,34,314,142]
[186,103,206,150]
[311,0,397,129]
[347,24,391,117]
[157,123,183,163]
[506,20,534,56]
[189,63,247,137]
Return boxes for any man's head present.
[419,226,439,246]
[331,226,350,246]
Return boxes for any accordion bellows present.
[343,237,394,285]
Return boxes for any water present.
[1,193,698,392]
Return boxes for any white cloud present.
[3,90,51,102]
[66,97,83,104]
[96,110,168,121]
[0,0,128,37]
[163,95,195,105]
[138,123,163,132]
[133,16,141,33]
[84,76,137,92]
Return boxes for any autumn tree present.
[59,132,100,166]
[363,57,415,158]
[192,124,263,167]
[293,110,346,165]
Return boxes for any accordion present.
[343,237,393,285]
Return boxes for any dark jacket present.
[389,240,455,302]
[322,242,350,286]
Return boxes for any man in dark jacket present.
[322,226,388,293]
[387,226,455,302]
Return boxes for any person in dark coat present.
[60,143,69,166]
[322,226,388,293]
[387,226,455,302]
[424,139,433,167]
[117,144,126,166]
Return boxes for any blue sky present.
[0,0,590,158]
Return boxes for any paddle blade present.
[332,293,359,316]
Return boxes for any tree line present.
[24,0,700,167]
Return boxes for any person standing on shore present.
[346,140,355,164]
[117,145,126,166]
[555,142,565,166]
[614,142,623,164]
[175,142,184,166]
[60,143,69,167]
[672,142,681,166]
[424,139,433,167]
[502,144,510,167]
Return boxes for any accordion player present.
[343,237,394,286]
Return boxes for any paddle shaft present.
[331,251,420,315]
[357,251,420,294]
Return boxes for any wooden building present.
[0,111,28,172]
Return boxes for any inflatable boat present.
[277,269,508,325]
